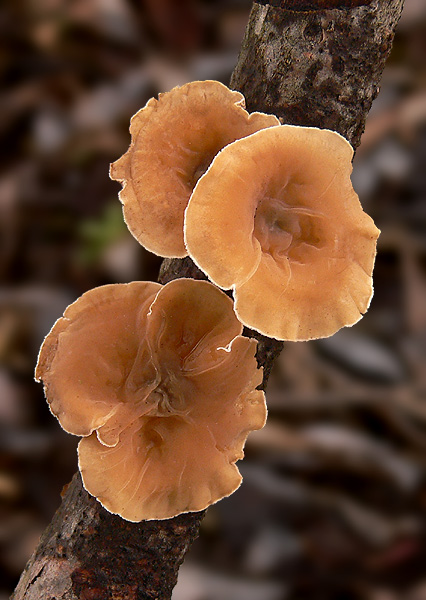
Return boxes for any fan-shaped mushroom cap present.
[35,281,161,438]
[36,279,266,520]
[184,125,380,341]
[110,80,280,258]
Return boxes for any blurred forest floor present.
[1,0,426,598]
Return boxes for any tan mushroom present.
[184,125,380,341]
[36,279,266,521]
[110,80,280,258]
[35,281,161,439]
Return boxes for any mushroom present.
[36,279,266,521]
[184,125,380,341]
[110,80,280,258]
[35,281,161,439]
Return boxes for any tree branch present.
[12,1,403,598]
[232,0,403,148]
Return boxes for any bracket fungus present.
[184,125,380,342]
[110,80,279,258]
[36,279,266,521]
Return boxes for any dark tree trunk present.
[12,1,404,598]
[231,0,403,149]
[12,473,205,600]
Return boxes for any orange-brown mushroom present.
[36,279,266,521]
[35,281,161,438]
[110,80,280,258]
[184,125,380,341]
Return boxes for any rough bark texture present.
[13,1,403,598]
[231,0,403,149]
[257,0,373,9]
[13,473,205,600]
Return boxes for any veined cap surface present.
[185,125,380,341]
[110,80,279,258]
[36,279,266,520]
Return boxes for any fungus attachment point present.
[36,279,266,521]
[184,125,380,341]
[110,80,279,258]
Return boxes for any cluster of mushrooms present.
[36,81,380,522]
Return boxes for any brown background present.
[1,0,426,598]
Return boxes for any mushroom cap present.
[35,281,161,438]
[110,80,280,258]
[184,125,380,341]
[37,278,266,520]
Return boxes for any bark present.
[231,0,403,149]
[13,1,403,598]
[13,473,204,600]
